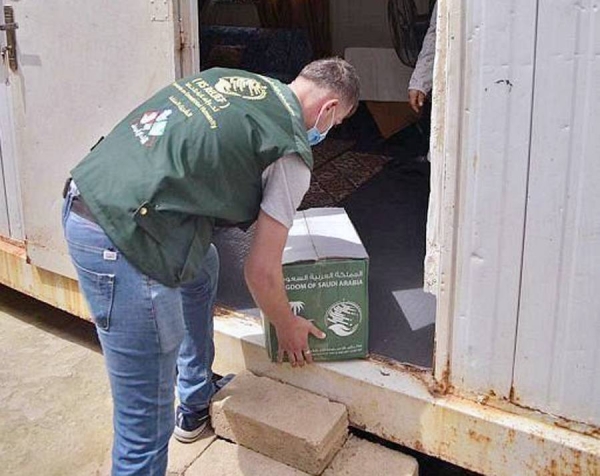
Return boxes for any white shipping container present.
[0,1,598,474]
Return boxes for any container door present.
[513,0,600,426]
[5,0,183,278]
[0,1,23,240]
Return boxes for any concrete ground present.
[0,285,478,476]
[0,285,210,476]
[0,285,113,475]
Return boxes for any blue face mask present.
[307,105,336,147]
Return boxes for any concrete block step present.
[184,439,309,476]
[167,430,216,476]
[324,435,419,476]
[210,371,348,475]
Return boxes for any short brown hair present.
[299,57,361,114]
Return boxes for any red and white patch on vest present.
[130,109,173,147]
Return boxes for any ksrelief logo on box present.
[290,300,363,338]
[326,301,362,337]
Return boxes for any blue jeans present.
[62,186,219,476]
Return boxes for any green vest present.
[71,68,313,287]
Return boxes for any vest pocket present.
[73,262,115,331]
[133,202,169,244]
[133,203,213,285]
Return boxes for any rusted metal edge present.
[0,245,91,321]
[451,385,600,441]
[0,235,26,258]
[214,304,259,324]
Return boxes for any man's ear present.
[325,98,339,112]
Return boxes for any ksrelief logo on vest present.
[214,77,268,101]
[326,301,362,337]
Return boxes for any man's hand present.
[274,315,326,367]
[409,89,427,114]
[245,211,326,368]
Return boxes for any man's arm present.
[408,2,438,113]
[245,210,325,367]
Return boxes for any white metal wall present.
[513,0,600,427]
[448,0,537,398]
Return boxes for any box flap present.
[283,208,368,264]
[283,211,317,264]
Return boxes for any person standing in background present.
[408,2,438,114]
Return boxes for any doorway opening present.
[197,0,438,368]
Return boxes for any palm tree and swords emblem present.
[288,300,362,337]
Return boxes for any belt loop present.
[62,177,72,199]
[62,180,75,228]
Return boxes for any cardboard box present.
[264,208,369,361]
[365,101,419,139]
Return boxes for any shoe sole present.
[173,421,209,444]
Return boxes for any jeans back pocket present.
[73,262,115,331]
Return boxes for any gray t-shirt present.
[260,154,311,228]
[409,3,437,95]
